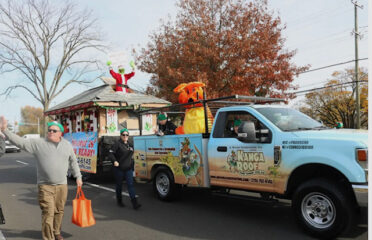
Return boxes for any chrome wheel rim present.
[156,172,170,197]
[301,192,336,229]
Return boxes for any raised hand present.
[129,60,135,70]
[0,116,8,131]
[106,60,112,66]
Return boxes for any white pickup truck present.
[134,95,368,239]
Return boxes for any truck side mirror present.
[237,121,257,142]
[257,129,272,143]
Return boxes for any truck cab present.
[210,105,367,197]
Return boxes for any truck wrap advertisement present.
[134,135,205,187]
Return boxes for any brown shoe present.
[55,234,64,240]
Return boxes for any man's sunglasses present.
[48,129,59,133]
[121,134,129,136]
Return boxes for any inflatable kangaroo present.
[173,82,214,134]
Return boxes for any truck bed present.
[134,134,210,187]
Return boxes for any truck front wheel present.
[292,178,355,239]
[153,167,176,201]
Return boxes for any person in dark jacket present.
[109,128,141,209]
[155,113,177,136]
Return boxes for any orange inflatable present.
[173,82,214,134]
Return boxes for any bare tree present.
[0,0,104,121]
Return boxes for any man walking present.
[0,116,82,240]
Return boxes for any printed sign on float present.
[106,109,118,133]
[142,114,154,135]
[64,132,98,173]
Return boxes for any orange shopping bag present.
[72,186,96,227]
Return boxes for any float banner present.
[106,109,118,133]
[64,132,98,173]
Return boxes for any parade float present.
[44,77,170,176]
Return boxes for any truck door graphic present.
[209,111,275,192]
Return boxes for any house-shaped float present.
[44,83,170,174]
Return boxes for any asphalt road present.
[0,151,368,240]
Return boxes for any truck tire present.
[292,178,355,239]
[153,167,176,201]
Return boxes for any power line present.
[284,5,350,32]
[293,80,368,95]
[286,28,351,50]
[297,69,368,89]
[293,36,352,56]
[299,58,368,74]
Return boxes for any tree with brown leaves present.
[135,0,307,103]
[300,68,368,129]
[18,106,44,136]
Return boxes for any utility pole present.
[351,0,363,129]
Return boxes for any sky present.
[0,0,369,124]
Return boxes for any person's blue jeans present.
[113,167,136,200]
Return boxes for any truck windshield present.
[255,107,325,131]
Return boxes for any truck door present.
[208,110,275,192]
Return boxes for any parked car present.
[5,140,21,153]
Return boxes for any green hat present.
[47,121,64,132]
[158,113,167,121]
[234,119,241,127]
[120,128,129,134]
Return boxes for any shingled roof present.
[45,84,170,114]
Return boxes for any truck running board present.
[212,190,279,205]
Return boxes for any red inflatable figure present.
[107,61,135,93]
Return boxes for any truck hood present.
[292,129,368,146]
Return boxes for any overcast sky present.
[0,0,369,123]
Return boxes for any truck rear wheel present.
[153,167,176,201]
[292,178,355,239]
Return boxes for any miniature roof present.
[45,84,170,114]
